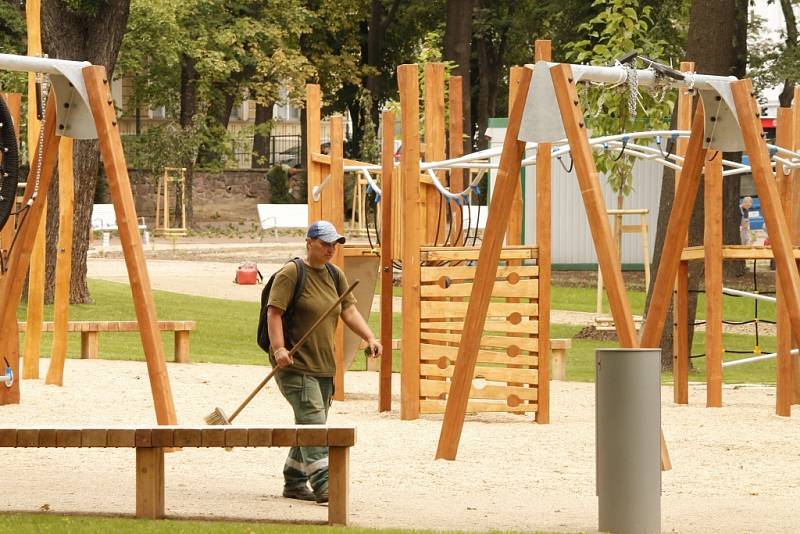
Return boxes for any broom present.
[205,278,360,426]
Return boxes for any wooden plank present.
[56,429,81,447]
[136,447,165,519]
[420,379,538,402]
[424,63,446,244]
[421,300,537,319]
[791,86,800,405]
[200,428,226,447]
[329,114,346,401]
[296,426,329,447]
[135,429,152,447]
[421,319,538,334]
[173,428,202,447]
[421,278,538,298]
[550,64,637,348]
[83,66,178,426]
[420,246,537,261]
[379,110,394,413]
[16,429,39,447]
[327,427,357,447]
[422,399,537,414]
[776,107,794,416]
[38,429,57,447]
[534,40,552,424]
[150,428,174,448]
[674,261,689,404]
[399,64,422,420]
[680,245,800,261]
[306,84,322,222]
[704,153,724,407]
[247,428,273,447]
[507,65,525,245]
[639,103,708,348]
[271,427,299,447]
[448,75,464,242]
[107,428,136,447]
[224,428,249,448]
[46,137,75,386]
[328,446,349,526]
[422,364,537,384]
[0,429,16,447]
[81,429,107,447]
[420,331,539,352]
[732,79,800,349]
[420,343,538,366]
[421,264,538,282]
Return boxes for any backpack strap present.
[287,257,306,314]
[324,262,342,296]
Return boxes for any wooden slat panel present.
[56,429,82,447]
[421,364,538,384]
[81,429,107,447]
[421,264,539,282]
[297,426,329,446]
[420,332,539,352]
[422,319,538,334]
[420,379,538,401]
[224,428,249,447]
[420,301,537,319]
[272,427,298,447]
[173,428,202,447]
[420,246,537,261]
[247,428,272,447]
[107,429,136,447]
[420,343,538,366]
[421,278,538,298]
[16,429,39,447]
[421,399,537,414]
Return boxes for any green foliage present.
[122,121,203,174]
[266,164,292,203]
[0,1,27,93]
[748,5,799,103]
[564,0,674,196]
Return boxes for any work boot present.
[314,484,328,504]
[282,485,316,501]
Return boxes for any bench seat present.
[17,321,197,363]
[0,425,355,525]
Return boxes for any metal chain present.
[28,74,50,206]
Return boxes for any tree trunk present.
[779,0,798,107]
[251,102,274,169]
[443,0,473,154]
[41,0,131,304]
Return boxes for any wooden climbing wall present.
[417,245,541,414]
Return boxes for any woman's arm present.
[267,306,292,367]
[340,305,383,357]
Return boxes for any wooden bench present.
[0,425,355,525]
[257,203,308,240]
[550,338,572,381]
[17,321,197,363]
[91,203,147,234]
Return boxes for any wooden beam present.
[424,63,446,245]
[549,64,638,347]
[639,105,708,348]
[379,111,394,413]
[83,65,177,425]
[0,97,58,404]
[775,107,793,416]
[534,39,552,424]
[435,66,532,460]
[330,115,346,401]
[306,84,322,222]
[135,447,165,518]
[398,64,422,420]
[507,66,524,245]
[792,87,800,405]
[731,79,800,349]
[45,138,75,386]
[704,152,723,407]
[674,260,689,404]
[448,76,464,243]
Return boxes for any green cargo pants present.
[274,370,333,493]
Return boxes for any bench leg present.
[81,332,99,359]
[550,349,566,381]
[174,331,191,363]
[328,446,349,526]
[136,447,165,519]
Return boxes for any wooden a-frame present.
[0,65,178,425]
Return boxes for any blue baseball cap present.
[307,220,346,244]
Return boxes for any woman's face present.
[306,237,337,264]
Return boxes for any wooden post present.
[791,86,800,405]
[448,76,464,242]
[330,115,346,401]
[704,153,723,407]
[135,447,165,519]
[424,63,446,245]
[674,260,689,404]
[328,446,350,525]
[82,65,177,425]
[731,79,800,349]
[775,107,793,416]
[0,97,59,405]
[639,105,709,348]
[379,111,394,412]
[507,65,525,245]
[549,64,638,347]
[435,66,531,460]
[534,39,552,424]
[306,84,323,222]
[398,64,422,420]
[45,138,75,386]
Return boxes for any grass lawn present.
[0,513,547,533]
[17,279,778,385]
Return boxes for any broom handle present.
[228,278,360,423]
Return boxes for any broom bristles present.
[204,407,231,426]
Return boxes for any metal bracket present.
[697,81,745,152]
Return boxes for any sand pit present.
[2,358,800,532]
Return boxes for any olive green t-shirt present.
[267,261,356,376]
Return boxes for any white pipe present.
[1,367,12,387]
[722,348,799,368]
[722,287,777,304]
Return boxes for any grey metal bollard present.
[596,348,661,534]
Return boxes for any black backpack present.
[257,258,341,354]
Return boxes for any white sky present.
[751,0,791,113]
